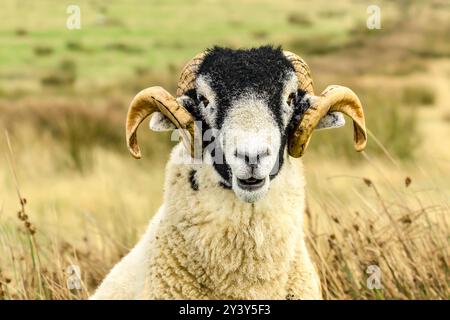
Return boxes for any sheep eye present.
[287,92,296,106]
[198,95,209,107]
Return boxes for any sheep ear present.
[149,112,176,132]
[315,111,345,130]
[301,95,345,131]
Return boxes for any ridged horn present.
[126,86,196,159]
[283,51,367,157]
[126,52,207,159]
[176,52,206,97]
[288,85,367,158]
[283,50,314,95]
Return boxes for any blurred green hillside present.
[0,0,385,90]
[0,0,445,95]
[1,0,448,162]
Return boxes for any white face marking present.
[280,72,298,127]
[195,75,217,127]
[220,93,282,203]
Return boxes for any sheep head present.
[126,46,367,202]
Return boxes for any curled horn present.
[125,87,196,158]
[283,51,367,158]
[126,52,206,159]
[283,50,314,95]
[176,52,206,97]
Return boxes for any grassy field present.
[0,0,449,299]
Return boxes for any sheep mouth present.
[236,177,265,190]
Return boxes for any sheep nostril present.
[234,149,270,167]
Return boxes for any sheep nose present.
[234,148,270,167]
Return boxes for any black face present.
[198,46,296,128]
[181,46,308,188]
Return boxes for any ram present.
[91,46,367,300]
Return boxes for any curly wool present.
[91,143,321,300]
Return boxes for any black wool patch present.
[188,170,199,191]
[197,45,295,129]
[219,181,232,190]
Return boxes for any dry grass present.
[304,155,449,299]
[0,133,448,299]
[0,136,166,299]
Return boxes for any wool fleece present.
[91,143,321,299]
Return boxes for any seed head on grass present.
[16,200,36,235]
[405,176,412,187]
[363,178,373,187]
[400,215,412,225]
